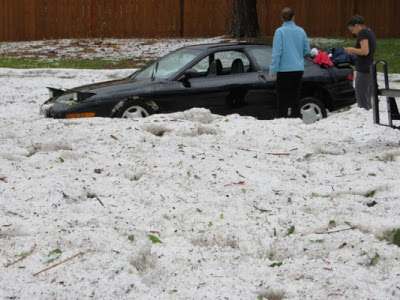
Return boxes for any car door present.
[241,46,278,119]
[145,55,230,115]
[226,70,277,119]
[196,48,277,119]
[170,49,277,118]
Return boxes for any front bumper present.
[40,99,56,117]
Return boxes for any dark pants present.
[355,71,372,110]
[276,71,303,118]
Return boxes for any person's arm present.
[269,30,282,78]
[344,39,369,56]
[303,33,311,55]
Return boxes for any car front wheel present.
[299,97,327,124]
[114,101,153,119]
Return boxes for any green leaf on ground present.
[46,248,62,264]
[288,226,295,235]
[149,235,162,244]
[48,249,62,256]
[269,261,283,267]
[365,190,376,198]
[393,229,400,247]
[369,253,380,266]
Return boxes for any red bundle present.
[313,50,333,67]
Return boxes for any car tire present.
[114,100,153,119]
[299,97,327,124]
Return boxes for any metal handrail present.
[371,60,392,126]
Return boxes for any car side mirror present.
[181,69,201,88]
[185,69,201,79]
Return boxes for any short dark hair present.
[282,7,295,22]
[347,15,364,27]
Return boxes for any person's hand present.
[344,47,354,54]
[269,74,276,79]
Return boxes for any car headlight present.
[40,103,54,116]
[47,87,65,98]
[69,91,95,102]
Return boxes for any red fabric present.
[313,50,333,67]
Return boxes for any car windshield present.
[132,48,203,80]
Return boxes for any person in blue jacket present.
[269,7,310,118]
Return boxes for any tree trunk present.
[231,0,260,38]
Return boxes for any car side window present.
[191,51,251,77]
[248,47,272,71]
[192,57,209,73]
[214,51,250,73]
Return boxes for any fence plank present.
[357,0,400,38]
[184,0,232,37]
[4,0,11,41]
[1,0,7,41]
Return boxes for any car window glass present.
[191,51,251,76]
[214,51,250,69]
[192,56,209,73]
[134,49,203,80]
[248,47,272,71]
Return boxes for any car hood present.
[69,78,153,95]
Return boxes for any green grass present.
[0,57,147,69]
[248,36,400,74]
[0,37,399,73]
[373,39,400,74]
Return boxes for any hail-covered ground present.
[1,37,400,300]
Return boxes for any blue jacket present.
[269,21,310,75]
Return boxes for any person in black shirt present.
[344,15,376,110]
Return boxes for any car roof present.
[184,42,270,51]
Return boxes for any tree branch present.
[5,244,37,268]
[33,252,83,277]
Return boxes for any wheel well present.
[111,98,158,117]
[301,85,333,111]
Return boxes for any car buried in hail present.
[41,43,356,124]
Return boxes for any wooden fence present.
[0,0,399,42]
[261,0,400,38]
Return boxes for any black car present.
[41,43,355,124]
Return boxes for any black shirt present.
[355,28,376,73]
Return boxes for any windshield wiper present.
[151,61,159,81]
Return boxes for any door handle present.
[258,74,267,82]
